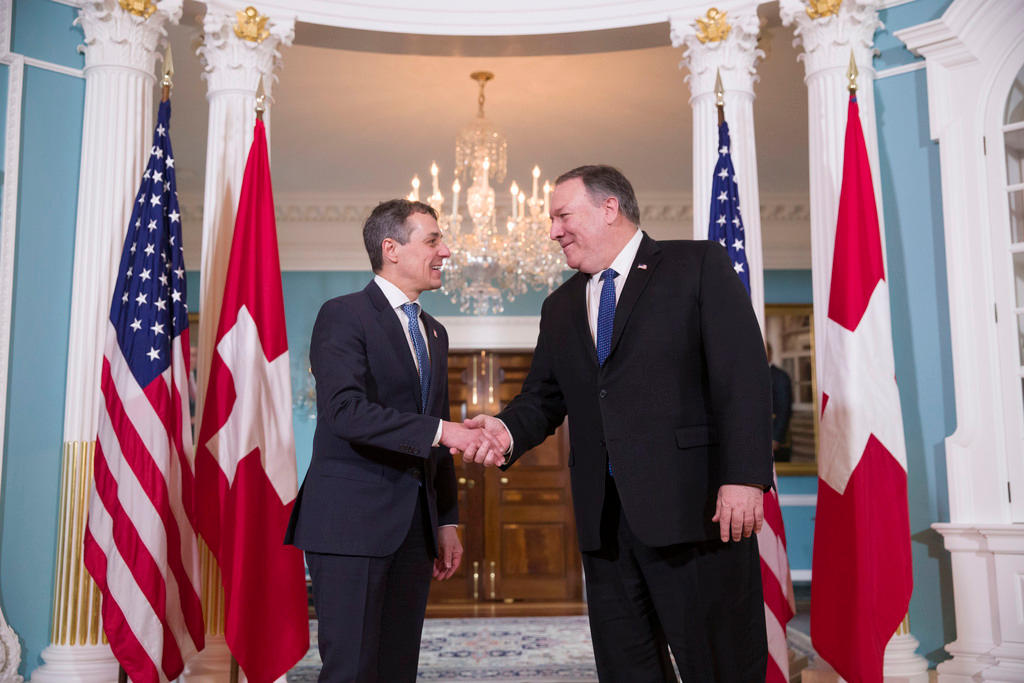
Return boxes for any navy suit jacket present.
[285,280,458,557]
[497,234,773,551]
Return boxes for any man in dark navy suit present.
[466,166,773,682]
[768,343,794,462]
[285,199,501,682]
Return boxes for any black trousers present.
[581,477,767,682]
[305,489,435,683]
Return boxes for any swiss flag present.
[196,119,309,681]
[811,92,913,683]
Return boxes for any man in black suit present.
[285,199,501,682]
[466,166,772,681]
[768,343,794,462]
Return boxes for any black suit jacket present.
[770,364,793,444]
[498,234,772,551]
[285,280,458,557]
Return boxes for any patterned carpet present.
[288,616,599,682]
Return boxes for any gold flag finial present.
[714,69,725,107]
[235,6,270,43]
[806,0,842,20]
[847,50,859,91]
[119,0,156,18]
[160,44,174,89]
[255,75,267,120]
[696,8,731,44]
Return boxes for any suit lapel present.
[365,281,422,409]
[608,234,661,361]
[423,313,445,416]
[566,272,598,366]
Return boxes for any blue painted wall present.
[874,0,956,665]
[0,65,84,674]
[0,0,85,674]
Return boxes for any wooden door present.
[428,351,582,605]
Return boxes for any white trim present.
[778,493,818,507]
[23,56,82,78]
[0,0,10,57]
[438,316,540,351]
[0,52,24,679]
[879,0,917,7]
[874,60,926,79]
[791,569,812,582]
[49,0,77,6]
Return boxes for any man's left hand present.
[712,484,764,542]
[433,526,463,581]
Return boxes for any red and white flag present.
[812,92,913,682]
[84,99,205,682]
[195,118,309,682]
[759,477,795,683]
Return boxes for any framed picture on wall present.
[764,304,818,476]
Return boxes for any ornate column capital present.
[75,0,182,78]
[197,2,295,99]
[670,4,764,100]
[779,0,882,78]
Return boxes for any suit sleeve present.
[497,297,568,467]
[311,298,438,458]
[698,243,773,488]
[433,332,458,527]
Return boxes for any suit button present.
[599,389,607,398]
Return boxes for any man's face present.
[391,212,450,296]
[548,177,610,274]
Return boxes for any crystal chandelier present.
[405,71,565,315]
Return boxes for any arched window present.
[1000,61,1024,519]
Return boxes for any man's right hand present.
[461,415,511,467]
[440,420,504,465]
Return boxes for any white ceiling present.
[166,2,810,203]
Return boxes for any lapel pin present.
[638,263,648,270]
[433,329,438,338]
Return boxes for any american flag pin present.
[637,263,648,270]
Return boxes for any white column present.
[779,2,928,680]
[183,4,293,680]
[32,1,181,681]
[671,3,766,331]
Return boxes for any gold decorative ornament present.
[806,0,842,19]
[118,0,156,19]
[234,6,270,43]
[847,50,859,92]
[696,8,732,44]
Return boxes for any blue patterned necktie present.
[596,268,618,367]
[401,302,431,413]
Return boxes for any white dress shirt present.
[373,275,443,446]
[585,229,643,343]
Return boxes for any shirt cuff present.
[498,419,514,460]
[438,524,458,529]
[432,420,443,447]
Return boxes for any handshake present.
[440,415,510,468]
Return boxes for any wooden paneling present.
[428,351,582,605]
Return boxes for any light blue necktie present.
[401,302,431,413]
[596,269,618,367]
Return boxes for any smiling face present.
[548,177,619,274]
[383,211,450,300]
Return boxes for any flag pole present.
[224,75,268,683]
[161,43,173,102]
[714,68,725,125]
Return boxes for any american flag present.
[707,118,794,683]
[83,99,205,683]
[708,121,750,289]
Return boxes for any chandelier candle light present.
[406,71,565,314]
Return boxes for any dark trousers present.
[581,478,767,682]
[305,489,434,683]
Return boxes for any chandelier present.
[405,71,565,315]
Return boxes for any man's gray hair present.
[363,199,438,272]
[555,165,640,226]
